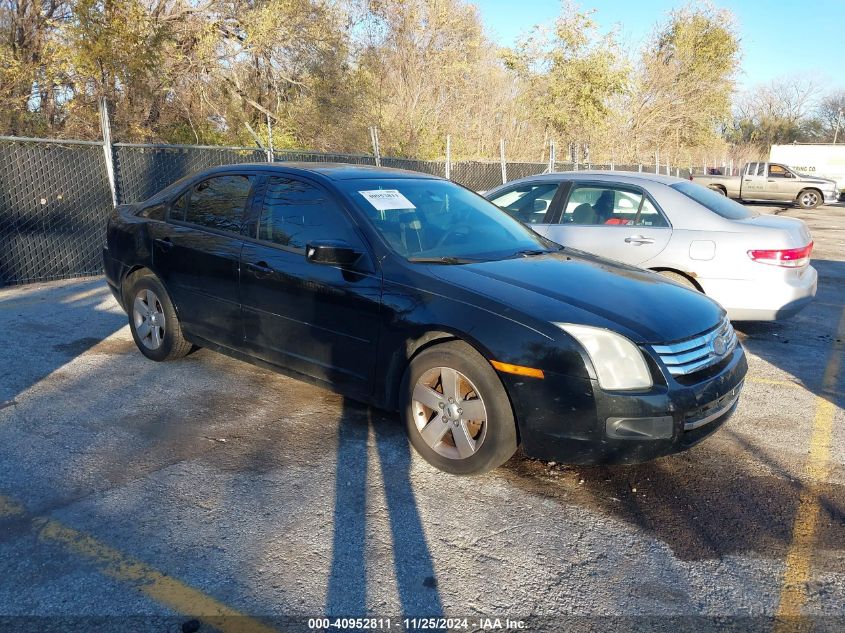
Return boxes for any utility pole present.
[369,126,381,167]
[266,113,274,162]
[98,97,117,207]
[834,108,843,144]
[499,138,507,184]
[445,134,451,180]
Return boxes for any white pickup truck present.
[692,161,839,209]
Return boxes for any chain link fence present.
[0,137,114,285]
[0,135,692,286]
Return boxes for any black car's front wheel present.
[127,273,192,362]
[401,340,518,475]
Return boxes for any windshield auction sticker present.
[359,189,416,211]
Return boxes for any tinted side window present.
[488,183,558,224]
[184,175,253,234]
[258,177,358,249]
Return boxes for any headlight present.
[555,323,653,391]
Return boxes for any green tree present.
[503,3,627,151]
[629,3,740,160]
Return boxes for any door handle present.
[767,179,776,182]
[246,261,274,278]
[743,179,752,182]
[154,237,173,252]
[624,235,654,245]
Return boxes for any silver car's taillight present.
[747,241,813,267]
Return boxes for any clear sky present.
[475,0,844,90]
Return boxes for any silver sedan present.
[484,171,818,321]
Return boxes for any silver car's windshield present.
[672,181,757,220]
[340,178,557,262]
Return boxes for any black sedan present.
[103,163,747,475]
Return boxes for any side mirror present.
[306,240,362,266]
[784,172,794,178]
[533,199,549,213]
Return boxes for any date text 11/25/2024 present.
[307,618,527,630]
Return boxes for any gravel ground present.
[0,202,843,633]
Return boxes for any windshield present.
[671,181,757,220]
[339,178,556,261]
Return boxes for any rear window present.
[671,181,756,220]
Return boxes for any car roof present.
[499,170,687,187]
[198,162,443,181]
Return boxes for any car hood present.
[427,252,724,344]
[797,175,837,187]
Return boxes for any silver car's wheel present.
[798,190,821,209]
[411,366,488,460]
[132,288,166,350]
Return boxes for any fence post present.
[369,126,381,167]
[499,138,507,184]
[638,163,642,172]
[548,139,556,173]
[266,113,274,162]
[98,97,118,207]
[655,148,659,174]
[445,134,451,180]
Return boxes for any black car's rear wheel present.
[127,274,192,361]
[401,340,517,475]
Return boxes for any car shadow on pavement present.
[499,257,845,567]
[732,258,845,404]
[327,399,444,617]
[500,438,845,569]
[0,278,126,403]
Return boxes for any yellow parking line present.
[0,494,276,633]
[774,307,845,630]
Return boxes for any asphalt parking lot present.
[1,202,843,632]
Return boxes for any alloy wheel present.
[133,289,166,350]
[800,191,819,208]
[411,366,487,460]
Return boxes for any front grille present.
[651,317,737,378]
[683,381,743,431]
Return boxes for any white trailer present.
[770,144,845,194]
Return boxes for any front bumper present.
[505,344,748,464]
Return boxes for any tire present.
[126,273,192,361]
[796,189,822,210]
[657,270,699,291]
[400,340,518,475]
